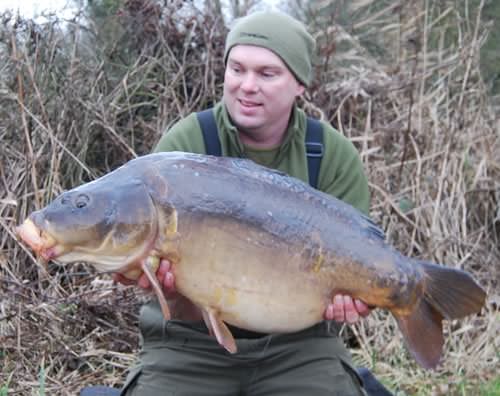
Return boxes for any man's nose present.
[240,73,258,92]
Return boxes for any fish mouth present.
[16,218,67,262]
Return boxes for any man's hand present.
[112,259,177,298]
[113,259,203,321]
[324,295,371,324]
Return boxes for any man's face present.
[223,45,305,135]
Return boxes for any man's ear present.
[296,83,306,97]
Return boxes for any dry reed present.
[0,1,498,394]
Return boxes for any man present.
[114,10,384,396]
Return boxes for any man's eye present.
[261,71,276,78]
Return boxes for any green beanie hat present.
[224,11,316,86]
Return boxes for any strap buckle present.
[306,142,324,158]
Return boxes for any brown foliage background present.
[0,1,498,394]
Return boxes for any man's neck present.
[239,127,286,149]
[238,112,293,149]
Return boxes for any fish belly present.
[172,216,330,333]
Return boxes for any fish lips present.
[16,215,64,262]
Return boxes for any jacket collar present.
[217,101,304,160]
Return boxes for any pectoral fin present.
[203,307,237,354]
[141,256,171,320]
[156,208,182,264]
[202,309,215,337]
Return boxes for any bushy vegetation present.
[0,0,498,394]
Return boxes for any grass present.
[38,362,46,396]
[0,370,11,396]
[481,377,500,396]
[0,0,499,394]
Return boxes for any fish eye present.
[75,194,90,209]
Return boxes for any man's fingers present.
[137,272,151,289]
[324,302,335,320]
[325,295,371,323]
[354,298,371,317]
[157,259,171,279]
[343,295,360,324]
[112,258,175,293]
[162,272,177,297]
[331,294,345,322]
[156,259,176,296]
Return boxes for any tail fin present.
[419,261,486,319]
[394,261,486,369]
[395,298,444,369]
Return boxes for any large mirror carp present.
[16,152,486,369]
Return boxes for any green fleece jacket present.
[154,102,370,214]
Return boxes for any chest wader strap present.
[197,108,222,156]
[305,118,323,189]
[197,109,324,189]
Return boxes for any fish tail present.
[394,260,486,369]
[395,296,444,369]
[419,261,486,319]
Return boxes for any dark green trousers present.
[122,302,366,396]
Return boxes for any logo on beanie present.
[240,32,269,40]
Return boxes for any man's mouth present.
[238,99,261,108]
